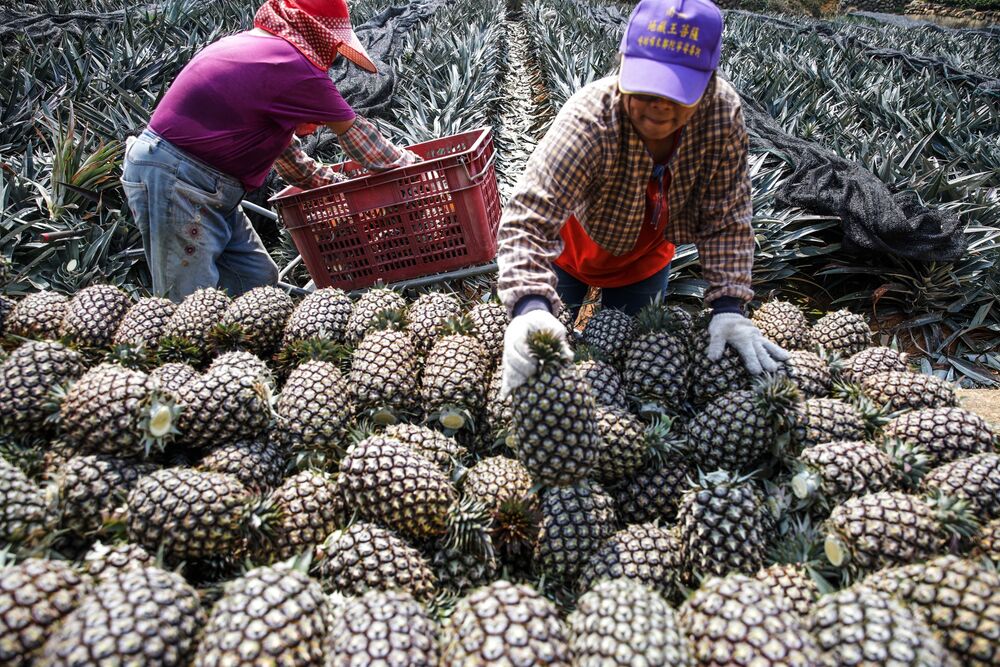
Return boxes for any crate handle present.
[461,149,498,182]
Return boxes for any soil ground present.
[957,389,1000,426]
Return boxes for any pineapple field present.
[1,0,1000,665]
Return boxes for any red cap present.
[291,0,348,18]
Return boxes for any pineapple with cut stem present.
[581,306,636,366]
[512,329,599,485]
[860,370,957,411]
[419,317,490,432]
[58,284,133,350]
[535,480,617,584]
[157,287,231,363]
[253,469,344,563]
[345,286,406,343]
[0,341,86,437]
[209,285,294,358]
[812,309,871,356]
[882,406,996,467]
[787,397,866,456]
[282,287,353,346]
[175,360,275,449]
[576,522,683,598]
[112,296,176,348]
[623,301,691,411]
[349,309,420,426]
[750,299,812,350]
[407,291,462,353]
[275,359,353,468]
[326,589,438,667]
[592,409,674,483]
[921,452,1000,521]
[839,345,909,384]
[5,291,68,340]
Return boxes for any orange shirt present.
[555,163,675,289]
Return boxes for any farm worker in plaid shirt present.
[499,0,790,395]
[121,0,418,302]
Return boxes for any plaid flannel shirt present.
[497,75,754,315]
[273,116,419,189]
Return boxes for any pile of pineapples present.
[0,279,998,666]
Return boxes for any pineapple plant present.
[419,317,490,431]
[0,558,87,667]
[256,469,344,563]
[862,555,999,667]
[535,481,617,583]
[511,330,599,485]
[622,302,691,410]
[775,349,832,397]
[282,287,353,345]
[439,580,571,667]
[193,564,331,667]
[860,370,957,411]
[383,423,468,473]
[211,285,294,358]
[581,306,635,366]
[812,309,871,356]
[576,522,683,598]
[0,456,57,545]
[0,341,86,436]
[750,300,812,350]
[81,542,153,580]
[38,565,205,666]
[806,584,955,666]
[687,324,752,404]
[678,574,819,665]
[275,359,353,465]
[58,362,181,458]
[345,287,406,343]
[753,563,819,618]
[574,345,627,408]
[55,455,156,537]
[677,470,776,581]
[196,438,287,493]
[882,406,996,467]
[149,361,198,393]
[349,309,420,425]
[611,453,692,524]
[839,345,909,384]
[175,361,274,448]
[569,578,693,667]
[316,522,437,602]
[112,296,176,348]
[686,375,799,471]
[921,452,1000,520]
[407,291,462,353]
[58,284,132,350]
[823,490,978,574]
[326,589,439,667]
[5,291,68,340]
[467,300,509,363]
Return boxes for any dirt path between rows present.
[957,389,1000,426]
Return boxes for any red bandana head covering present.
[254,0,377,73]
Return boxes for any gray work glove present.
[707,313,790,374]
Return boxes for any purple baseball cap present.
[618,0,723,107]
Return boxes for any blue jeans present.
[121,130,279,302]
[555,263,671,319]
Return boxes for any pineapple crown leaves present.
[925,491,981,541]
[572,343,610,364]
[371,308,408,332]
[634,301,685,337]
[104,343,155,372]
[438,316,477,337]
[751,373,802,425]
[525,329,572,368]
[444,494,495,561]
[878,438,930,489]
[155,335,206,367]
[273,337,351,376]
[205,321,249,353]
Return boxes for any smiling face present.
[622,93,700,141]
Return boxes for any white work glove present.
[500,310,572,398]
[707,313,791,375]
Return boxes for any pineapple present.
[208,349,272,377]
[275,360,353,464]
[860,370,957,411]
[576,522,683,598]
[750,300,812,350]
[4,291,68,340]
[38,565,204,666]
[806,584,955,667]
[972,517,999,562]
[788,397,866,455]
[574,345,627,408]
[407,291,461,353]
[840,346,909,384]
[349,309,420,425]
[0,558,87,667]
[160,287,231,348]
[59,284,132,349]
[592,409,673,483]
[419,317,490,431]
[462,455,534,514]
[282,287,353,345]
[58,362,181,458]
[197,438,287,493]
[176,361,274,448]
[316,522,437,602]
[345,287,406,343]
[82,542,153,580]
[823,490,977,573]
[439,580,571,667]
[383,423,467,473]
[581,306,635,366]
[687,375,799,471]
[679,574,819,665]
[326,589,438,667]
[535,481,617,583]
[125,467,258,562]
[193,564,331,667]
[622,302,690,410]
[812,309,871,356]
[213,285,294,358]
[467,300,509,363]
[429,546,498,594]
[687,325,751,404]
[483,360,513,444]
[776,349,832,397]
[922,452,1000,520]
[753,564,819,618]
[512,330,599,485]
[149,361,198,393]
[0,341,86,436]
[569,578,693,667]
[257,470,344,563]
[678,470,776,581]
[0,295,12,337]
[112,297,176,348]
[1,457,57,545]
[862,555,999,666]
[882,406,996,467]
[55,455,156,537]
[611,454,692,524]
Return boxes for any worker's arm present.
[273,136,347,189]
[327,117,421,172]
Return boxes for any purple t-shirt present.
[149,32,355,189]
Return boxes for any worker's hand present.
[500,310,572,397]
[398,149,423,166]
[707,313,790,375]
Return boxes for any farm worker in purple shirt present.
[121,0,418,302]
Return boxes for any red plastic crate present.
[270,127,501,291]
